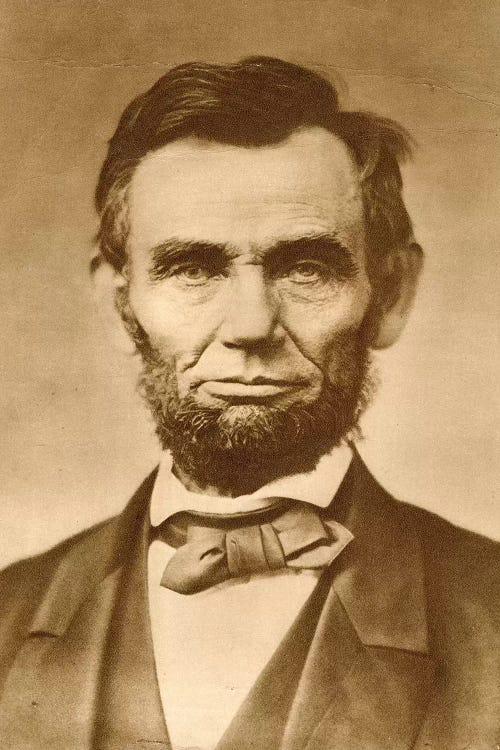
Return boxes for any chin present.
[217,403,272,428]
[197,389,317,416]
[151,379,371,495]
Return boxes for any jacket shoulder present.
[0,469,156,691]
[352,453,499,640]
[0,518,119,692]
[352,453,500,575]
[400,500,500,585]
[396,500,500,656]
[0,518,116,638]
[0,466,158,627]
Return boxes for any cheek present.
[128,282,218,363]
[281,287,371,369]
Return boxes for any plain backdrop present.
[1,0,499,568]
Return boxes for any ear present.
[91,257,136,355]
[372,242,424,349]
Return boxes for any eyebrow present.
[265,235,359,281]
[147,233,359,282]
[149,239,227,282]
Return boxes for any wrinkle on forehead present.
[128,126,365,256]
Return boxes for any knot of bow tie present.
[157,500,353,595]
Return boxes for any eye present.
[171,264,216,285]
[285,261,329,284]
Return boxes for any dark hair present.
[95,56,414,306]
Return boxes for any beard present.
[117,288,376,495]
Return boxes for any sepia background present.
[1,0,499,567]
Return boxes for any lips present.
[192,373,307,386]
[214,376,302,386]
[197,377,306,401]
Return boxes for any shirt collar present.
[150,443,353,527]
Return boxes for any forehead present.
[127,127,364,254]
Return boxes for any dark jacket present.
[0,454,498,749]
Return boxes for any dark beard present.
[117,288,375,495]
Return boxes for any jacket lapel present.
[281,589,435,750]
[0,471,168,750]
[282,453,436,750]
[92,485,169,750]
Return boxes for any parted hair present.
[94,56,415,307]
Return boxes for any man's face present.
[123,127,375,492]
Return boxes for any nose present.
[218,266,282,348]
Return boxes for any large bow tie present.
[158,501,353,595]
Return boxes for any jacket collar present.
[331,451,429,653]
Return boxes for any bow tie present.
[157,500,353,595]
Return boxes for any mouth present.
[197,377,307,401]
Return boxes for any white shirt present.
[148,444,353,750]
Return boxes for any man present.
[0,56,498,750]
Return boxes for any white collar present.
[150,443,353,527]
